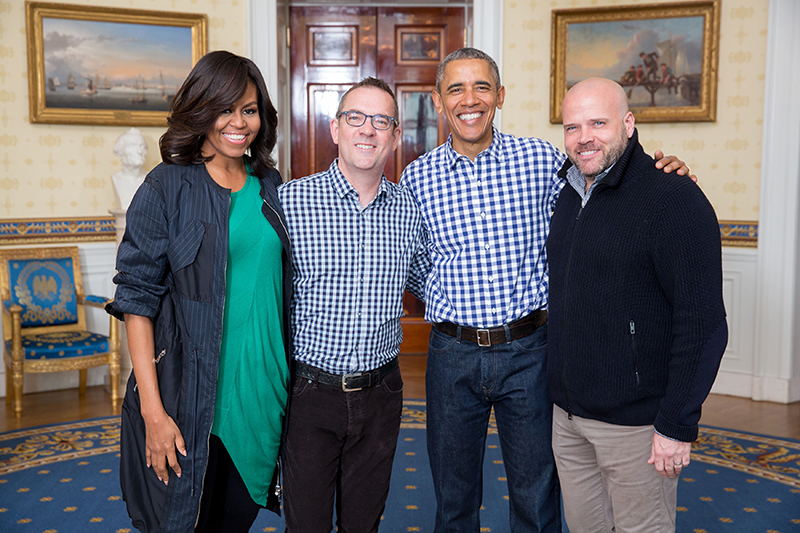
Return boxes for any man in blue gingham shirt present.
[402,48,689,533]
[280,161,427,374]
[278,77,429,533]
[400,48,564,533]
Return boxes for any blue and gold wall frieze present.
[719,221,758,248]
[0,217,757,247]
[0,217,116,246]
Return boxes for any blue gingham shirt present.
[278,160,429,374]
[401,128,566,328]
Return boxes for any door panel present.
[290,6,466,354]
[378,8,465,183]
[290,6,377,181]
[308,85,349,175]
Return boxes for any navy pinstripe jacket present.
[107,162,292,532]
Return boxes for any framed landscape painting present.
[26,2,207,127]
[550,1,720,123]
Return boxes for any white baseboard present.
[711,370,800,404]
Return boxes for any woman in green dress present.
[108,51,292,533]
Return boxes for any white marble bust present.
[112,128,148,211]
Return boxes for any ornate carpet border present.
[2,415,797,488]
[0,417,121,476]
[692,426,800,488]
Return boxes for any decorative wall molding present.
[0,217,116,246]
[711,247,757,398]
[719,220,757,248]
[0,218,758,247]
[753,0,800,404]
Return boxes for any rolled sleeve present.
[106,180,170,321]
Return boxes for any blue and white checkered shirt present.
[278,160,429,374]
[401,128,566,328]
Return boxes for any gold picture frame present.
[550,1,720,124]
[26,1,207,127]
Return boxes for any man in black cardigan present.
[546,77,728,532]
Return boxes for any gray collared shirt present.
[566,163,615,207]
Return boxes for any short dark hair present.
[159,50,278,179]
[336,77,399,125]
[435,48,501,94]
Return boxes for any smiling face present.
[432,58,505,160]
[201,82,260,164]
[562,78,635,181]
[331,86,400,181]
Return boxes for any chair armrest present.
[82,294,112,309]
[2,299,23,316]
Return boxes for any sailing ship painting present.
[40,16,194,112]
[130,76,148,104]
[564,15,706,108]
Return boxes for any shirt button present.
[481,212,486,218]
[484,244,490,250]
[488,276,494,282]
[357,312,362,317]
[492,308,497,314]
[360,278,365,283]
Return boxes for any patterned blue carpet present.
[1,400,799,532]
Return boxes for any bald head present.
[561,77,635,181]
[563,77,630,122]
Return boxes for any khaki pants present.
[552,405,679,533]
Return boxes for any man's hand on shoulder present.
[653,150,698,183]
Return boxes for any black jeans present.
[283,365,404,533]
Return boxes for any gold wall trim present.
[719,220,757,248]
[0,217,116,246]
[0,217,758,247]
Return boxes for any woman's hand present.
[143,408,187,485]
[124,313,187,486]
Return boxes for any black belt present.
[433,309,548,347]
[294,357,399,392]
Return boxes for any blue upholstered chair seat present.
[5,331,110,360]
[2,246,120,416]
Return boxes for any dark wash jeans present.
[283,365,404,533]
[426,323,561,533]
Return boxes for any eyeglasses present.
[337,110,396,130]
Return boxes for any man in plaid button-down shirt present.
[280,77,429,533]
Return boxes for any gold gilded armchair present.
[1,246,120,416]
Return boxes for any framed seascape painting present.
[26,2,207,127]
[550,1,720,123]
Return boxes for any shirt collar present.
[327,158,393,204]
[443,126,504,168]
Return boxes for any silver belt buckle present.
[477,329,491,347]
[342,372,364,392]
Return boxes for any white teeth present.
[224,133,245,141]
[355,144,373,149]
[579,150,599,156]
[459,112,482,120]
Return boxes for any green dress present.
[211,173,289,506]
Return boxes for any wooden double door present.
[289,6,467,353]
